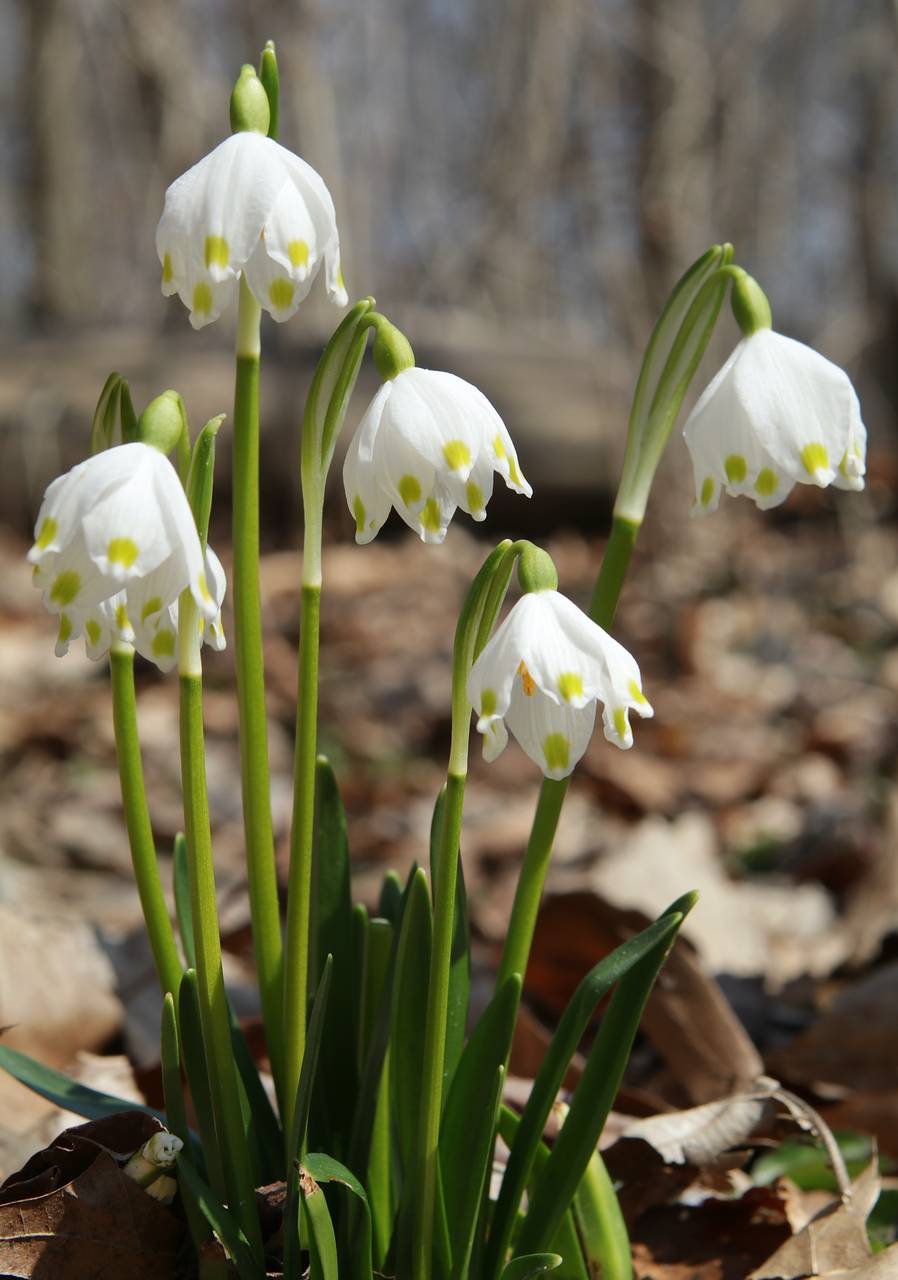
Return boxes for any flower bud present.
[730,271,772,336]
[137,390,188,456]
[517,543,558,594]
[229,64,271,136]
[372,319,416,381]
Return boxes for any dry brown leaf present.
[623,1085,773,1166]
[749,1159,881,1279]
[0,1112,184,1279]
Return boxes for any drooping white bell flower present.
[343,367,532,545]
[467,590,653,780]
[684,329,867,514]
[156,131,347,329]
[29,442,218,663]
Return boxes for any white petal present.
[82,460,176,582]
[481,715,508,763]
[343,384,394,544]
[445,451,495,521]
[29,445,146,564]
[833,388,867,492]
[243,231,317,324]
[733,331,854,488]
[278,148,346,306]
[201,544,227,652]
[504,682,597,780]
[489,415,532,498]
[384,369,492,483]
[156,133,289,281]
[40,530,118,614]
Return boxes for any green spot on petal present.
[204,235,230,270]
[700,476,715,507]
[420,498,442,534]
[107,537,138,569]
[755,468,778,496]
[543,733,570,774]
[508,456,523,487]
[152,629,176,659]
[612,707,629,740]
[141,596,163,622]
[115,603,130,633]
[481,688,497,717]
[85,619,101,646]
[352,495,366,535]
[162,253,173,284]
[198,573,212,603]
[398,474,422,507]
[269,277,295,310]
[193,282,213,315]
[50,571,80,606]
[628,678,649,706]
[558,672,584,703]
[443,440,471,472]
[466,481,484,513]
[288,239,309,269]
[493,434,507,460]
[36,517,57,550]
[57,613,72,646]
[800,442,829,476]
[724,454,747,484]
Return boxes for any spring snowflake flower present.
[156,131,347,329]
[467,590,653,780]
[28,442,219,667]
[343,368,532,545]
[684,329,866,513]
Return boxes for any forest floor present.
[1,474,897,1276]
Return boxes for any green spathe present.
[731,270,773,336]
[371,317,416,380]
[517,542,558,594]
[230,63,271,135]
[138,389,188,458]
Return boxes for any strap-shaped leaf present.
[572,1148,631,1280]
[179,969,227,1200]
[440,975,521,1275]
[304,1153,374,1280]
[485,897,691,1277]
[501,1255,562,1279]
[362,919,394,1266]
[310,759,358,1160]
[0,1042,165,1126]
[160,993,209,1251]
[299,1167,340,1280]
[515,897,695,1254]
[176,1152,260,1280]
[172,833,196,969]
[429,787,471,1097]
[391,867,432,1186]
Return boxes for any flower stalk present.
[231,277,285,1105]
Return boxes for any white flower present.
[684,329,867,513]
[156,131,347,329]
[467,590,653,780]
[29,442,219,667]
[343,368,532,545]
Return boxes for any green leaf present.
[0,1042,165,1125]
[185,414,224,545]
[299,1168,340,1280]
[258,40,279,141]
[515,898,694,1255]
[501,1255,562,1279]
[378,869,404,924]
[283,960,333,1280]
[304,1153,375,1280]
[485,900,690,1278]
[440,975,522,1278]
[572,1148,631,1280]
[160,994,211,1252]
[429,787,471,1095]
[391,867,433,1186]
[176,1152,260,1280]
[310,758,357,1159]
[89,372,123,454]
[226,998,282,1184]
[172,833,196,969]
[362,919,394,1267]
[179,969,227,1201]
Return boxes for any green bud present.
[186,414,225,546]
[230,64,271,135]
[138,390,188,456]
[371,318,416,380]
[259,40,279,141]
[730,271,772,336]
[517,542,558,594]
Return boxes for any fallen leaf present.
[0,1111,184,1278]
[623,1085,774,1166]
[749,1159,881,1279]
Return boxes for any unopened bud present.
[230,64,271,135]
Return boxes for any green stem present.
[282,577,321,1147]
[109,644,182,998]
[232,279,284,1100]
[412,771,467,1280]
[179,664,262,1258]
[495,517,639,991]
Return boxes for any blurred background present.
[2,0,898,1192]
